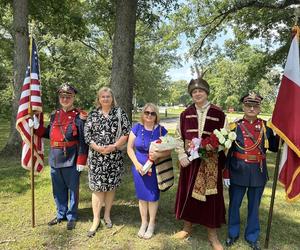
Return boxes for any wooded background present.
[1,0,299,156]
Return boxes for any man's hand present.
[205,144,214,151]
[180,157,190,168]
[76,165,86,172]
[223,178,230,188]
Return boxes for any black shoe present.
[225,237,238,247]
[67,220,76,230]
[246,240,261,250]
[48,218,62,226]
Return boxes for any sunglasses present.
[144,111,156,116]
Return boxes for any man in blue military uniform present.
[223,92,279,250]
[35,83,88,230]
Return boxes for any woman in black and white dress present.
[84,87,131,237]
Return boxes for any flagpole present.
[264,138,282,248]
[28,26,35,228]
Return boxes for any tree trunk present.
[0,0,28,157]
[111,0,138,122]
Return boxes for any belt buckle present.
[248,155,257,161]
[54,141,59,147]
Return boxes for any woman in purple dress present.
[127,103,169,239]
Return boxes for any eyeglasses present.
[244,104,260,109]
[144,111,156,116]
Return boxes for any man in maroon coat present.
[174,77,226,250]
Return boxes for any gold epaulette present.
[229,122,237,131]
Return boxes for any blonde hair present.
[140,103,160,124]
[95,87,117,108]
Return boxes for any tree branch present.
[193,0,300,55]
[78,39,106,60]
[193,13,229,56]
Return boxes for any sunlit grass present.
[0,116,299,250]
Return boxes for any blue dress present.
[131,123,168,201]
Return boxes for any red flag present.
[270,27,300,201]
[16,37,44,173]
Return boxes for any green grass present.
[0,118,300,250]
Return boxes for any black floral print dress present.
[84,107,131,192]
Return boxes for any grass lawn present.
[0,116,299,250]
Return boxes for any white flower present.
[228,131,237,140]
[213,129,222,138]
[224,139,232,149]
[219,135,226,144]
[218,145,225,152]
[220,128,228,136]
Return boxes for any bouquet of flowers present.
[213,128,237,151]
[188,128,237,161]
[142,135,180,175]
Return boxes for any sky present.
[166,31,234,82]
[165,33,194,81]
[166,27,264,82]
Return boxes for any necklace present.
[141,125,155,151]
[99,108,111,118]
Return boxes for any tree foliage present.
[0,0,181,121]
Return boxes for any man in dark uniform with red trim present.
[224,92,279,250]
[35,83,88,230]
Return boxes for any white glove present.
[223,178,230,188]
[76,165,86,172]
[28,115,40,129]
[33,114,40,129]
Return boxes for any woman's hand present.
[97,145,116,155]
[149,150,159,161]
[135,162,144,175]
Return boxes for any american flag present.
[16,37,44,173]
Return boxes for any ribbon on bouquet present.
[142,157,153,176]
[188,138,202,161]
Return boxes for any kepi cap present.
[57,83,77,95]
[241,92,263,105]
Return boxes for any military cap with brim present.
[57,83,78,95]
[240,92,263,105]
